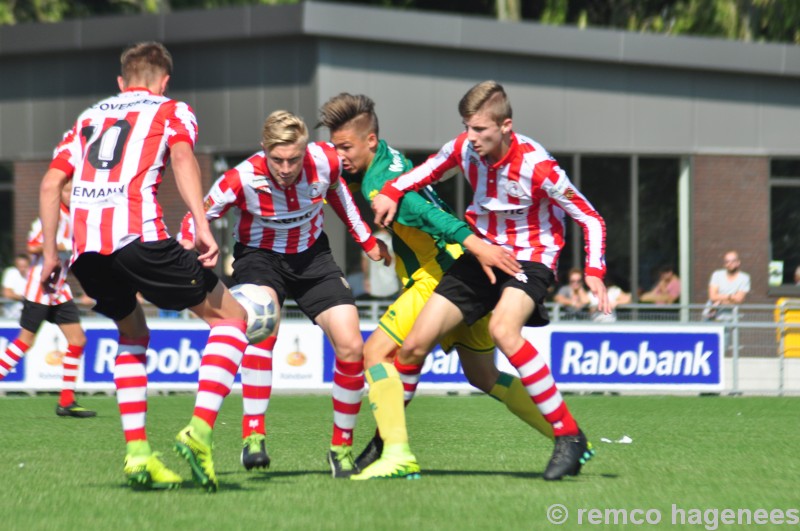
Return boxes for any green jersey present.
[359,140,473,288]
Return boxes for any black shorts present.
[232,233,354,322]
[71,238,218,321]
[19,299,81,333]
[434,252,553,328]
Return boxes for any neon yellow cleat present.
[123,452,182,491]
[174,426,218,492]
[328,445,357,478]
[350,455,421,480]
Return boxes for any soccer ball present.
[230,283,278,343]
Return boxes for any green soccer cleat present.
[174,425,218,492]
[56,401,97,418]
[123,452,182,491]
[350,455,421,481]
[241,432,271,471]
[327,445,357,478]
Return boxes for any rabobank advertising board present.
[1,320,723,393]
[546,325,724,391]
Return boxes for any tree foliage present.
[0,0,798,44]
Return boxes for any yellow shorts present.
[378,274,494,355]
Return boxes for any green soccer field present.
[1,393,798,530]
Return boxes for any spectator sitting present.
[590,277,631,323]
[554,268,591,320]
[2,254,31,319]
[640,265,681,305]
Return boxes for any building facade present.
[1,1,799,302]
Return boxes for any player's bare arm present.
[462,234,521,285]
[38,168,70,293]
[171,141,219,268]
[585,275,610,314]
[372,193,398,227]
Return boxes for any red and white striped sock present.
[114,337,149,443]
[508,340,578,437]
[193,320,248,429]
[0,339,29,380]
[59,344,84,407]
[241,336,275,437]
[331,358,364,447]
[394,359,423,406]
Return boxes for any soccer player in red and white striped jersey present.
[39,41,249,493]
[180,110,390,478]
[367,81,610,481]
[0,185,95,418]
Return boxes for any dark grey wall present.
[1,1,799,160]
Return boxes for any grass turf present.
[0,394,798,530]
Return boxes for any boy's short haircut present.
[458,80,512,123]
[262,110,309,151]
[318,93,379,137]
[120,41,173,85]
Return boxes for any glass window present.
[0,163,13,268]
[638,158,680,292]
[770,159,800,285]
[579,157,632,292]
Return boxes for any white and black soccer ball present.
[230,283,278,343]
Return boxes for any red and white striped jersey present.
[24,204,73,305]
[382,132,606,278]
[180,142,377,254]
[49,88,198,260]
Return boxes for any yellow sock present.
[490,372,554,441]
[366,363,409,446]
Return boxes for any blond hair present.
[120,41,173,86]
[458,80,512,123]
[318,93,379,137]
[261,110,309,151]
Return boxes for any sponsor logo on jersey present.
[263,209,316,225]
[387,147,405,172]
[72,184,126,199]
[250,177,271,194]
[308,182,323,199]
[505,180,524,198]
[92,99,161,111]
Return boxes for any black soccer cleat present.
[241,432,271,471]
[56,401,97,418]
[354,434,384,471]
[543,429,595,481]
[327,446,357,478]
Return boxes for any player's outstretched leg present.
[175,319,248,492]
[544,430,595,481]
[0,339,28,380]
[350,363,420,481]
